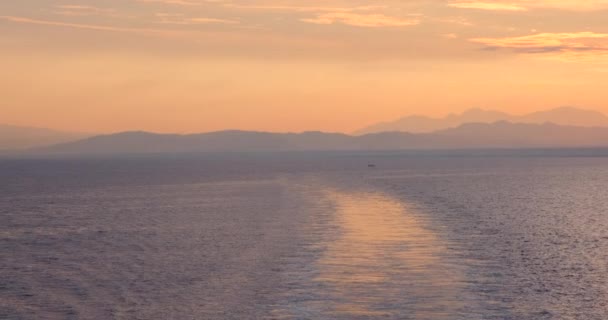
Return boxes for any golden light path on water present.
[309,189,466,319]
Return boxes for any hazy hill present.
[38,131,358,154]
[520,107,608,127]
[31,122,608,154]
[355,107,608,134]
[0,124,91,150]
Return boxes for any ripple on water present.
[273,187,470,320]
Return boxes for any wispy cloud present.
[471,32,608,61]
[301,13,420,28]
[223,4,386,13]
[53,4,119,17]
[136,0,204,6]
[223,3,415,28]
[155,13,238,25]
[448,2,526,11]
[434,16,474,26]
[448,1,608,11]
[0,15,175,36]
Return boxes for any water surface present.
[1,152,607,319]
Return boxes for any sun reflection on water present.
[312,189,465,319]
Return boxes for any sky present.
[1,0,607,133]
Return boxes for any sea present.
[2,150,608,319]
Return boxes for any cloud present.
[223,3,416,28]
[434,16,474,26]
[53,4,118,17]
[136,0,204,6]
[156,15,239,25]
[56,5,114,11]
[448,2,526,11]
[470,32,608,61]
[0,15,174,36]
[301,13,420,27]
[223,4,385,12]
[448,1,608,11]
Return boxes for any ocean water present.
[1,152,607,319]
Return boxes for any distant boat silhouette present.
[368,164,376,168]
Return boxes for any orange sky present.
[1,0,607,133]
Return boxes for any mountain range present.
[27,121,608,154]
[355,107,608,135]
[0,124,91,150]
[3,107,608,154]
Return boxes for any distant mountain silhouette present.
[355,107,608,134]
[36,131,358,154]
[0,124,92,150]
[32,122,608,154]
